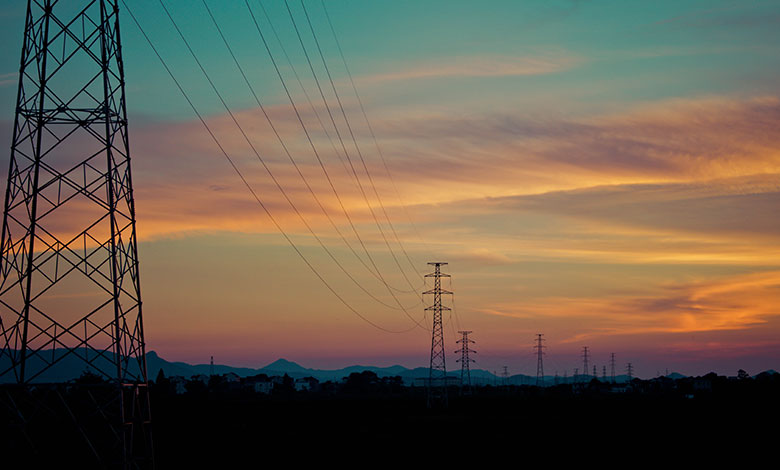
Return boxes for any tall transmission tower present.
[0,1,152,466]
[602,365,607,382]
[534,334,545,386]
[424,262,451,408]
[610,353,616,383]
[455,330,475,395]
[582,346,590,380]
[626,363,634,381]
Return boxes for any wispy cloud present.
[0,72,17,87]
[480,270,780,339]
[356,53,582,84]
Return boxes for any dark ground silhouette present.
[3,371,778,467]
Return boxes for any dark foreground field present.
[152,383,778,466]
[3,377,778,467]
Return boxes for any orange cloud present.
[480,270,780,340]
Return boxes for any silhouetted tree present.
[154,368,172,394]
[74,370,106,385]
[737,369,750,380]
[344,370,379,393]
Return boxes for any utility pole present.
[424,262,452,408]
[610,353,617,383]
[0,2,152,466]
[455,331,476,395]
[534,334,545,386]
[582,347,590,381]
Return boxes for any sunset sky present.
[1,0,779,377]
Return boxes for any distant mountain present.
[263,358,309,373]
[7,349,772,386]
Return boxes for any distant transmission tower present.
[593,365,597,379]
[602,365,607,382]
[424,262,452,407]
[582,346,590,380]
[210,356,215,377]
[534,334,545,386]
[455,330,476,394]
[502,366,509,386]
[0,1,152,466]
[610,353,616,383]
[626,363,634,381]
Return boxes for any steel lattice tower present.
[582,346,590,380]
[626,363,634,381]
[424,262,451,408]
[610,353,616,383]
[455,330,475,394]
[534,333,545,386]
[0,1,152,466]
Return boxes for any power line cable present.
[319,0,436,262]
[256,0,357,188]
[158,0,427,326]
[283,0,422,294]
[202,0,421,312]
[242,0,422,301]
[298,0,424,281]
[121,0,419,334]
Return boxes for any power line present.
[318,0,434,269]
[243,0,421,299]
[155,0,427,330]
[122,0,416,334]
[257,0,358,188]
[285,0,422,293]
[202,0,423,317]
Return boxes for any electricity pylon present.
[455,330,475,394]
[424,262,451,408]
[0,1,152,466]
[582,346,590,380]
[534,334,545,386]
[610,353,616,383]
